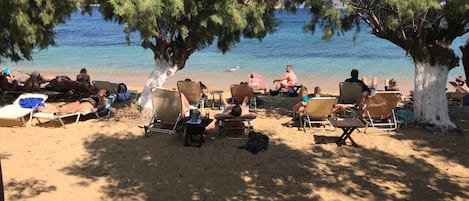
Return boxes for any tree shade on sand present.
[289,0,468,130]
[0,0,78,62]
[82,0,278,109]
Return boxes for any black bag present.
[117,83,127,93]
[238,131,269,154]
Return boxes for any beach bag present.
[238,131,269,154]
[117,83,127,93]
[19,98,44,108]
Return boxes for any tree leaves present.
[85,0,278,69]
[0,0,78,62]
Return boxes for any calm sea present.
[2,8,467,91]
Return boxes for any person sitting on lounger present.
[273,64,298,90]
[345,69,370,94]
[76,68,91,88]
[0,67,20,91]
[248,72,268,94]
[38,89,108,114]
[384,79,400,91]
[293,86,309,113]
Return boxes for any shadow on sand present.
[61,128,469,200]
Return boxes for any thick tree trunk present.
[460,42,469,88]
[137,59,179,109]
[413,63,456,130]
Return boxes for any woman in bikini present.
[38,89,108,114]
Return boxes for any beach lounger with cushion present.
[339,82,363,104]
[363,91,402,132]
[215,113,256,138]
[230,84,257,111]
[31,94,117,126]
[144,88,183,136]
[177,80,204,109]
[0,93,48,126]
[300,97,337,132]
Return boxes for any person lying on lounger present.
[38,89,108,114]
[219,94,250,117]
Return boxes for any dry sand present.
[1,90,468,201]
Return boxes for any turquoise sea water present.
[2,8,467,91]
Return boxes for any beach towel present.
[19,98,45,109]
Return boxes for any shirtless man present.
[273,64,297,89]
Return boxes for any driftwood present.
[460,40,469,88]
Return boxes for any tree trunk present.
[413,63,456,130]
[460,42,469,88]
[1,159,4,201]
[137,59,179,109]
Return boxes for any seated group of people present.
[292,69,402,115]
[1,67,96,95]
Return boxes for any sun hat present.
[3,67,10,75]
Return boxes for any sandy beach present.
[1,87,468,201]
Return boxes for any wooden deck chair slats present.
[363,91,402,131]
[145,88,182,135]
[339,82,363,104]
[230,84,256,111]
[301,97,337,131]
[177,80,203,109]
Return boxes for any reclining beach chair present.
[144,88,183,136]
[300,97,337,132]
[31,94,117,126]
[230,84,256,111]
[0,93,48,126]
[215,113,256,138]
[447,92,468,108]
[363,91,402,131]
[177,80,204,109]
[339,82,363,104]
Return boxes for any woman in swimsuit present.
[38,89,108,114]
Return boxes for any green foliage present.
[83,0,278,69]
[294,0,468,66]
[0,0,79,62]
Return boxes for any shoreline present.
[11,68,420,94]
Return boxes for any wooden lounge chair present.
[177,80,204,109]
[144,88,183,136]
[230,84,256,111]
[300,97,337,132]
[0,93,48,126]
[363,91,402,132]
[339,82,363,104]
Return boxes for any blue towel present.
[19,98,44,109]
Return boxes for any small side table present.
[210,90,224,110]
[328,117,365,146]
[184,118,213,147]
